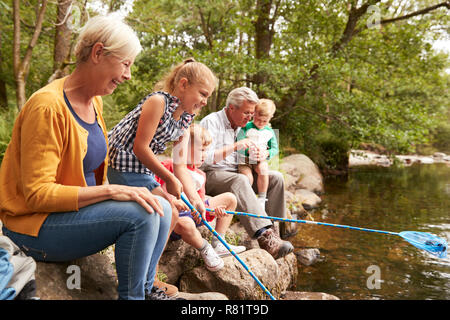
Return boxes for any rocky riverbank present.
[349,150,450,167]
[1,153,337,300]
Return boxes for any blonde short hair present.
[74,15,142,64]
[255,99,276,117]
[189,124,212,147]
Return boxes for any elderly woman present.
[0,15,174,300]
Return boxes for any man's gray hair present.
[225,87,259,109]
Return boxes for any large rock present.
[158,237,203,284]
[158,223,247,284]
[280,154,324,194]
[294,189,322,210]
[35,253,118,300]
[1,224,116,300]
[34,247,229,300]
[228,221,260,250]
[178,249,297,300]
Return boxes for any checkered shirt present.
[108,91,194,175]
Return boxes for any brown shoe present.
[257,228,294,259]
[153,279,179,298]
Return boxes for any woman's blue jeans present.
[2,197,172,300]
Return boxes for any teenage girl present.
[106,58,217,298]
[108,58,217,215]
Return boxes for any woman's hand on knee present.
[109,184,164,216]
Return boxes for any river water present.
[292,163,450,300]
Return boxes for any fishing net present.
[206,208,449,259]
[399,231,448,259]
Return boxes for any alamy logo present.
[54,3,83,32]
[66,265,81,290]
[367,5,381,30]
[366,265,382,289]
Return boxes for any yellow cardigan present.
[0,77,108,237]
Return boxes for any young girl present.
[237,99,279,212]
[107,58,217,297]
[156,124,246,271]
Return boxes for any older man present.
[199,87,293,259]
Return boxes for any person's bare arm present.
[132,95,183,198]
[173,130,205,218]
[212,138,253,163]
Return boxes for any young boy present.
[155,124,246,272]
[237,99,279,212]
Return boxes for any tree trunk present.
[12,0,22,108]
[49,0,73,83]
[0,31,7,110]
[12,0,49,110]
[252,0,277,94]
[331,1,379,55]
[15,72,26,111]
[254,0,274,60]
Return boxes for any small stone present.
[295,248,321,266]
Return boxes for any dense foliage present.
[1,0,449,169]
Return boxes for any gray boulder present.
[294,189,322,210]
[178,249,297,300]
[280,154,324,194]
[35,253,118,300]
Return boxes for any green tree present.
[119,0,448,169]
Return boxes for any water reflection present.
[293,164,450,300]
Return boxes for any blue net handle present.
[206,209,448,258]
[208,209,449,259]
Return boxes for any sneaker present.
[153,279,179,298]
[145,286,185,300]
[200,243,224,271]
[257,228,294,259]
[213,241,246,257]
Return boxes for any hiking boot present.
[200,243,224,271]
[145,286,185,300]
[153,279,179,298]
[213,241,247,257]
[257,227,294,259]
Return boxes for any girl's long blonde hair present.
[154,58,218,93]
